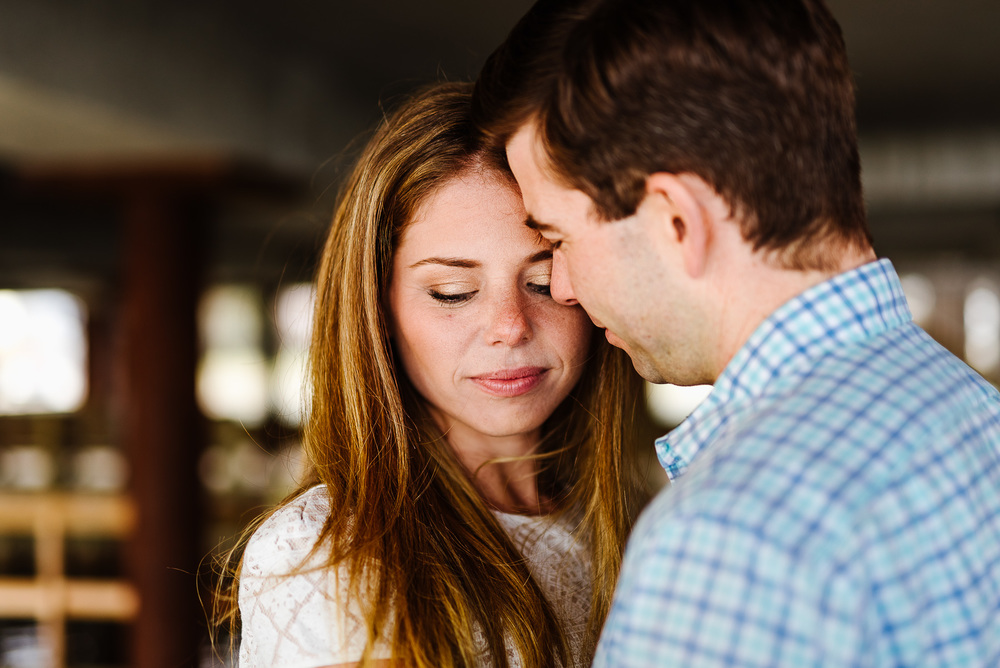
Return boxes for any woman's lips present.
[471,367,547,397]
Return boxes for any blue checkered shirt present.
[595,259,1000,666]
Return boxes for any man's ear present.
[645,172,710,278]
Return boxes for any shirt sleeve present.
[238,488,391,668]
[593,511,871,667]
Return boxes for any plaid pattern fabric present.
[595,259,1000,667]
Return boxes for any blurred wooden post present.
[119,187,207,668]
[13,158,301,667]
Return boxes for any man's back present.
[597,260,1000,666]
[477,0,1000,663]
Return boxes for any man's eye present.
[429,290,476,304]
[550,240,563,250]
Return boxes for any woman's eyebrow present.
[410,250,551,269]
[409,257,480,269]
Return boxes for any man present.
[475,0,1000,665]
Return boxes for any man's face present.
[507,123,692,384]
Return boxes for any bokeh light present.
[0,289,87,415]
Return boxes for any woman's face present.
[388,168,592,446]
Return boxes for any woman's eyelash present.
[429,283,551,302]
[529,282,552,297]
[429,290,476,304]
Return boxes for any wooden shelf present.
[0,492,137,667]
[0,578,138,620]
[0,493,135,535]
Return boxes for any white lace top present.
[238,485,593,667]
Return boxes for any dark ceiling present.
[0,0,998,288]
[234,0,1000,133]
[229,0,1000,132]
[2,0,998,163]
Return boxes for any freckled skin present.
[387,168,593,456]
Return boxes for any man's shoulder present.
[648,325,1000,560]
[756,317,1000,441]
[802,320,1000,437]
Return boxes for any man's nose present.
[550,250,578,306]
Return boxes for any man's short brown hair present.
[476,0,873,270]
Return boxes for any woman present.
[221,81,645,668]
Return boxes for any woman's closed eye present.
[528,282,552,297]
[525,265,553,298]
[429,289,477,304]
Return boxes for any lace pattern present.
[238,485,593,667]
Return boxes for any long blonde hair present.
[217,81,644,667]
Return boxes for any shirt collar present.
[655,258,912,479]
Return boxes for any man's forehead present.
[506,123,539,173]
[506,123,548,203]
[510,126,569,197]
[506,121,603,229]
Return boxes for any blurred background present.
[0,1,997,666]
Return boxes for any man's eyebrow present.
[524,215,558,233]
[409,257,480,269]
[528,249,553,263]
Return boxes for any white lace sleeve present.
[238,486,391,668]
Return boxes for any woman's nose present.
[487,293,532,346]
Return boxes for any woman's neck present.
[443,423,552,515]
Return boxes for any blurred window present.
[196,282,316,428]
[0,289,87,415]
[269,283,314,427]
[965,279,1000,375]
[900,273,937,328]
[645,383,713,428]
[196,285,269,426]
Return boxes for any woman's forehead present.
[396,170,536,260]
